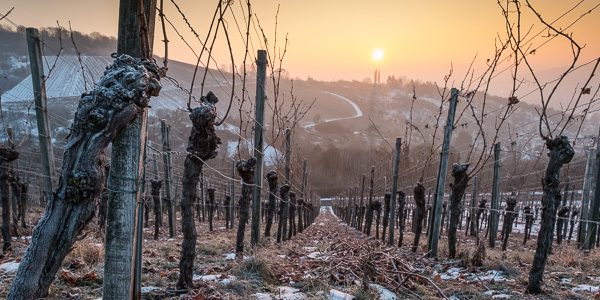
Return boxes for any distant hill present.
[1,26,597,197]
[0,25,117,93]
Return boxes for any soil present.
[1,206,600,299]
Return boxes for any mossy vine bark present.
[176,92,221,290]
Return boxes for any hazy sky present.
[2,0,600,88]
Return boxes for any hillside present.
[1,27,598,198]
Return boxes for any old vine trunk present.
[527,136,574,294]
[264,171,278,237]
[8,56,161,299]
[177,92,220,290]
[0,146,19,252]
[236,158,256,255]
[412,182,426,252]
[448,163,470,259]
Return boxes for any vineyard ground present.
[0,207,599,299]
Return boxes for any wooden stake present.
[426,88,458,258]
[25,28,55,204]
[577,148,595,247]
[586,126,600,249]
[104,1,156,299]
[488,142,501,248]
[251,50,267,245]
[388,137,402,245]
[161,119,175,237]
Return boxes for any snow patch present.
[141,286,161,293]
[0,262,20,273]
[193,274,237,285]
[226,140,282,167]
[573,284,599,293]
[369,284,398,300]
[330,289,355,300]
[274,286,306,300]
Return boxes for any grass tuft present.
[234,254,277,285]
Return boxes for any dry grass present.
[65,236,105,267]
[233,253,278,285]
[222,279,253,296]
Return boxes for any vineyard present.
[1,0,600,299]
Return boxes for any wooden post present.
[25,28,55,204]
[285,128,291,184]
[470,176,478,237]
[488,142,501,248]
[251,50,267,245]
[299,158,307,233]
[200,171,205,222]
[388,137,401,245]
[352,186,358,227]
[426,88,458,258]
[230,159,235,229]
[586,127,600,250]
[103,1,156,299]
[133,140,147,299]
[578,148,595,247]
[365,166,375,236]
[161,119,175,237]
[151,154,162,226]
[358,173,365,231]
[282,128,291,241]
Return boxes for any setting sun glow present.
[372,49,384,61]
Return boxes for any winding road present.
[302,91,363,128]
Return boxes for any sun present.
[372,49,384,61]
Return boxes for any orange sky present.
[3,0,600,89]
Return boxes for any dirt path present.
[252,206,442,299]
